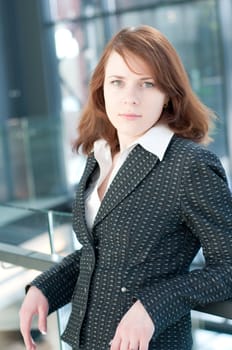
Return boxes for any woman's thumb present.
[38,307,47,335]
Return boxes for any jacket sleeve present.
[30,249,81,314]
[136,147,232,338]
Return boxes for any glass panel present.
[48,0,106,21]
[53,18,106,111]
[0,204,73,250]
[115,0,161,9]
[0,116,85,203]
[52,18,107,171]
[47,209,81,256]
[48,0,82,20]
[0,205,49,247]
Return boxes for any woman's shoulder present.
[168,135,227,181]
[169,135,219,162]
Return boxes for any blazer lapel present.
[73,154,97,244]
[93,145,159,227]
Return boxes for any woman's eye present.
[143,81,155,88]
[110,80,122,86]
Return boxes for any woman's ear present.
[163,97,170,109]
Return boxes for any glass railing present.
[0,203,78,350]
[0,204,232,350]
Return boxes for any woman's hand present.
[19,286,49,350]
[110,299,155,350]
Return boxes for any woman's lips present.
[118,113,142,120]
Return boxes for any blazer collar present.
[93,144,158,227]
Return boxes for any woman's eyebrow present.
[106,75,125,79]
[106,75,154,79]
[140,76,154,80]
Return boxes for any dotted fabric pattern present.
[31,135,232,350]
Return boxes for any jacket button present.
[121,287,128,293]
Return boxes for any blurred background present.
[0,0,232,349]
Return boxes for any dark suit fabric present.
[31,135,232,350]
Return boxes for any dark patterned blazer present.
[32,135,232,350]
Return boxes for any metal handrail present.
[195,301,232,319]
[0,242,61,271]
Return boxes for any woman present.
[19,25,232,350]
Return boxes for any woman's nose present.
[122,87,139,105]
[123,97,138,105]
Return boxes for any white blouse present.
[85,123,174,230]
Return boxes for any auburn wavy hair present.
[74,25,215,155]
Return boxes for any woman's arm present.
[30,249,82,313]
[134,148,232,338]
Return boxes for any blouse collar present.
[93,122,174,162]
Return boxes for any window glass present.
[48,0,105,20]
[53,18,106,113]
[115,0,163,9]
[48,0,81,20]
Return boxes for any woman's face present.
[103,51,167,149]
